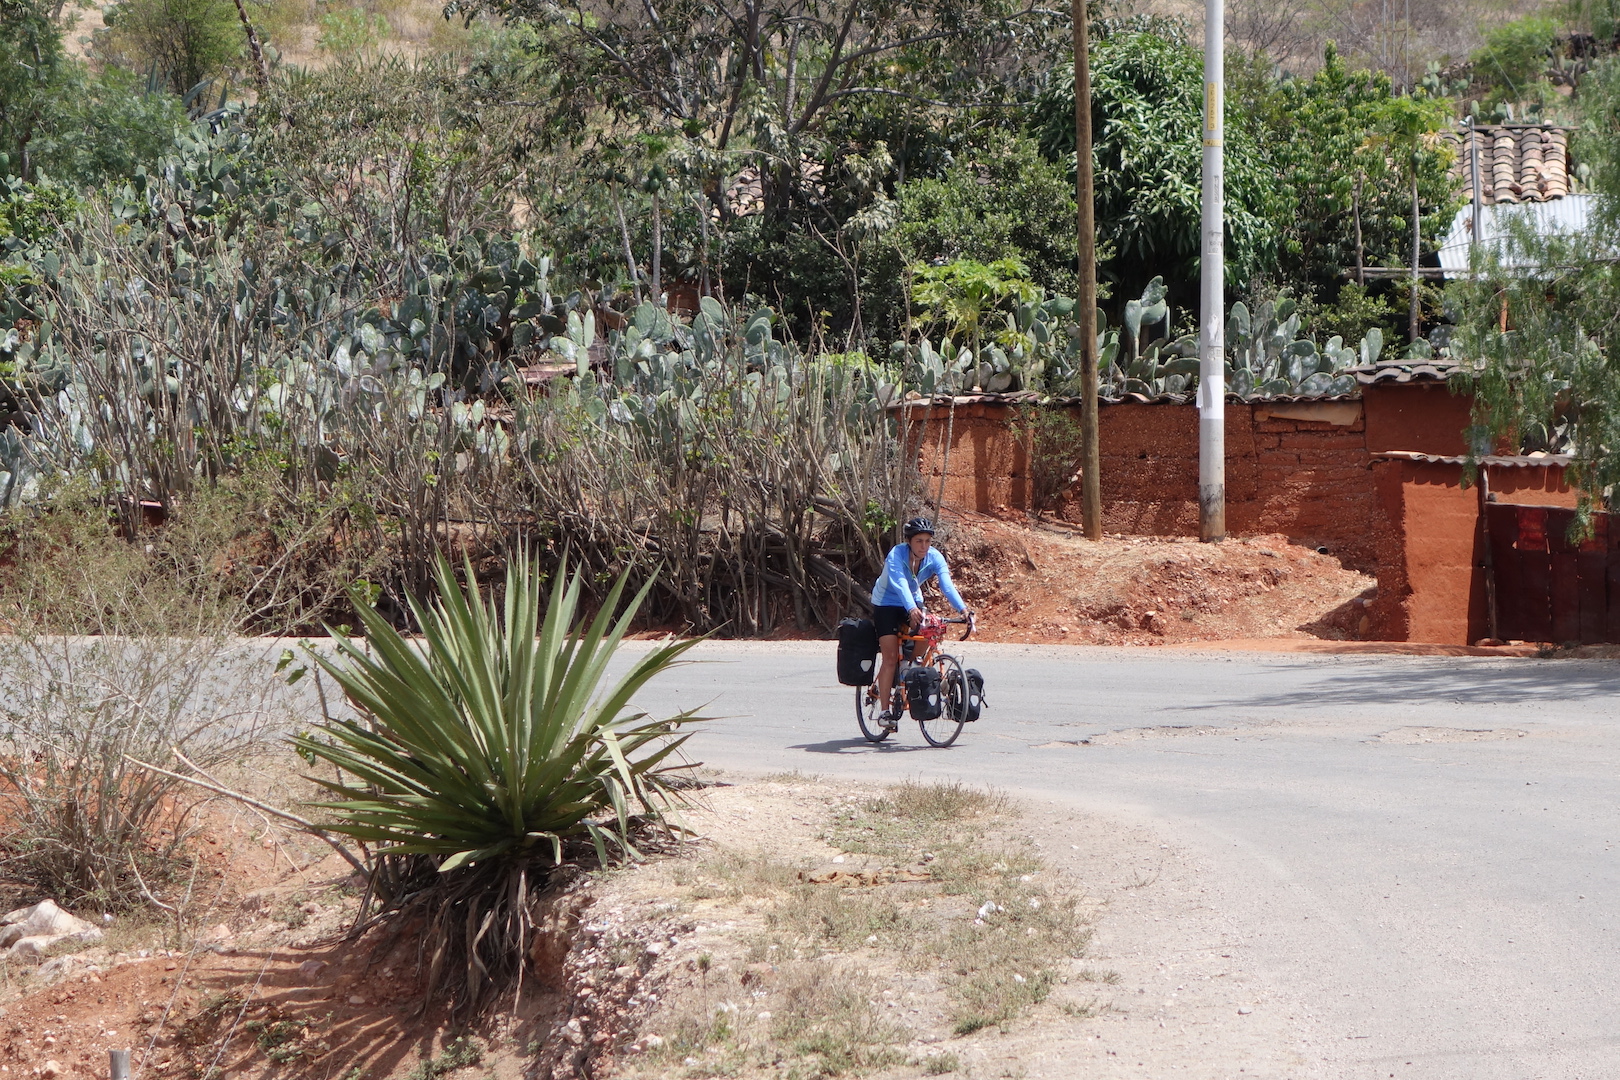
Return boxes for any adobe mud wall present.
[1361,382,1477,456]
[908,399,1387,572]
[1368,458,1577,644]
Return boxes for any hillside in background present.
[59,0,494,72]
[1156,0,1551,85]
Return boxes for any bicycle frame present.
[883,615,974,711]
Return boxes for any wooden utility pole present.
[1073,0,1101,540]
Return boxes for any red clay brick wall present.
[1362,382,1476,455]
[908,400,1385,571]
[1367,459,1577,644]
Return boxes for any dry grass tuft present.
[627,780,1099,1075]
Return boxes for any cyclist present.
[870,517,971,730]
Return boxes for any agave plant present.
[295,555,705,872]
[293,554,704,1012]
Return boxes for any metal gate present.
[1485,503,1620,644]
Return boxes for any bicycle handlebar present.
[901,614,976,643]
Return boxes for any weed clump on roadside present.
[639,959,904,1079]
[629,780,1097,1077]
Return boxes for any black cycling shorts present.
[872,604,911,640]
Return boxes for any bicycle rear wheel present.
[919,654,968,747]
[856,684,894,743]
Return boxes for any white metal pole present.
[1199,0,1225,542]
[1469,116,1482,255]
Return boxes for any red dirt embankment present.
[938,512,1376,646]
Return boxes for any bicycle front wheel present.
[920,654,968,747]
[856,683,894,743]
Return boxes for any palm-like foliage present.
[294,554,705,874]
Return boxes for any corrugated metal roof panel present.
[1437,195,1598,277]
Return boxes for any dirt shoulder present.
[595,774,1316,1079]
[0,775,1316,1080]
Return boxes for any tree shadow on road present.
[1188,656,1620,711]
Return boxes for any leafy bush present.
[294,554,704,1011]
[861,134,1079,339]
[1470,16,1560,114]
[1304,282,1398,349]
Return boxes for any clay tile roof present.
[1349,357,1462,385]
[1372,450,1572,468]
[1450,124,1572,205]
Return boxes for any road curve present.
[616,640,1620,1080]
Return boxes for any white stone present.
[0,901,103,958]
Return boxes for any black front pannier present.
[837,618,880,686]
[963,668,986,721]
[904,665,943,721]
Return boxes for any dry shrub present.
[0,473,381,637]
[510,344,917,636]
[0,526,288,907]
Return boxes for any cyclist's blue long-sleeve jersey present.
[870,544,966,613]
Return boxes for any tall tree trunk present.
[231,0,270,90]
[1409,170,1421,345]
[611,183,642,303]
[650,192,663,301]
[1353,179,1365,286]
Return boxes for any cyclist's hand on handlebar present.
[909,607,923,630]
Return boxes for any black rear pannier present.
[904,665,942,721]
[837,618,880,686]
[963,668,986,721]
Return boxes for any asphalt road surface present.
[616,640,1620,1080]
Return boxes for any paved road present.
[617,641,1620,1080]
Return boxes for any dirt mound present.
[942,513,1376,645]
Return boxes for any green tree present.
[1248,43,1456,340]
[1447,56,1620,502]
[453,0,1072,338]
[1,0,181,184]
[100,0,243,96]
[858,133,1077,342]
[1470,15,1560,117]
[0,0,65,179]
[1031,27,1288,315]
